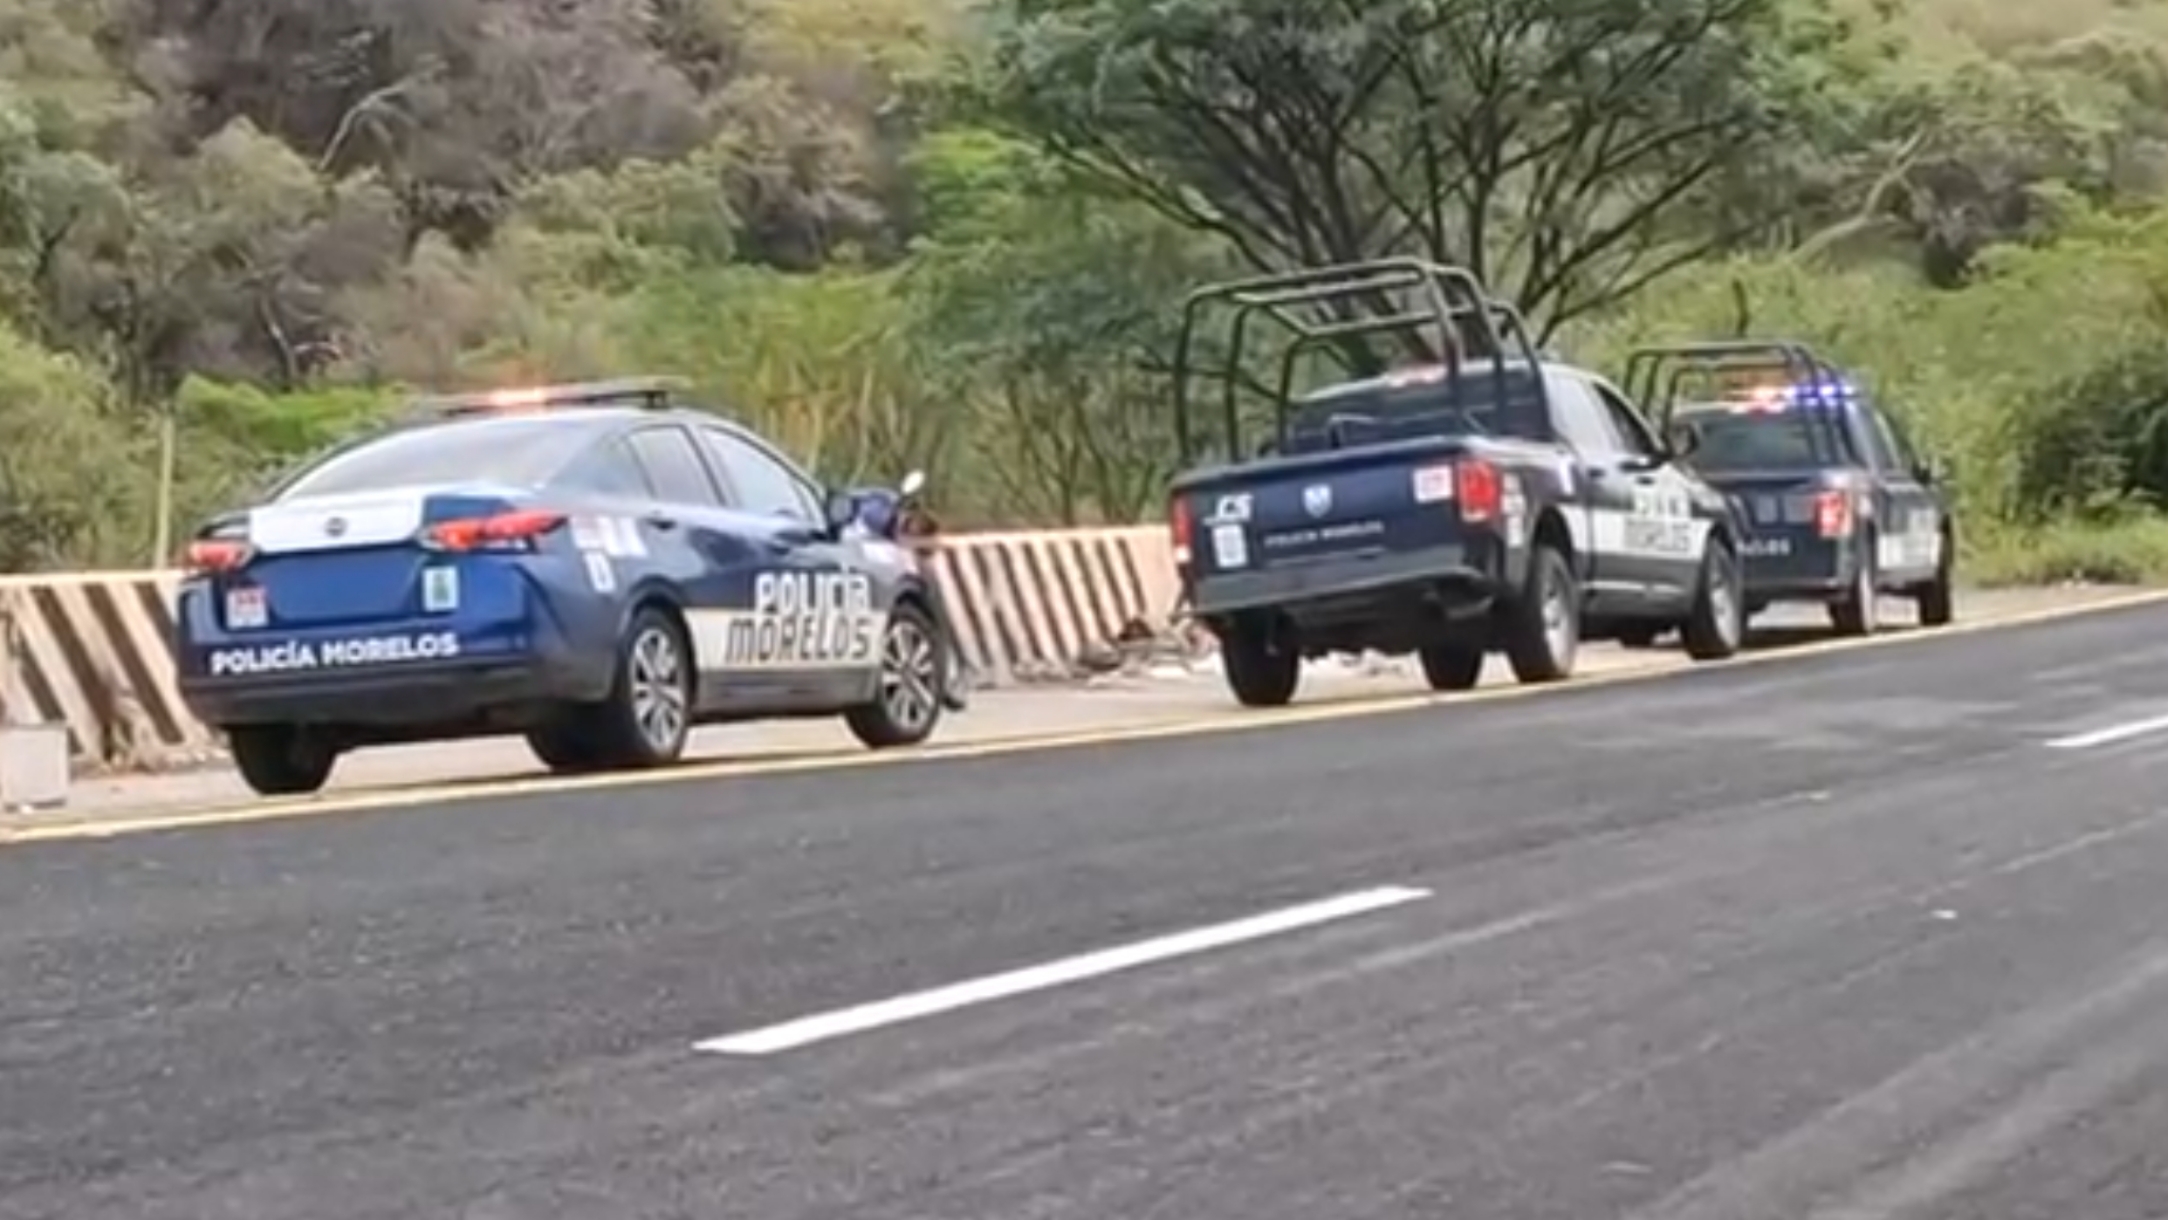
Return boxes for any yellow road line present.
[8,587,2166,847]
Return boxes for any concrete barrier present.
[0,526,1181,771]
[928,526,1180,682]
[0,570,220,770]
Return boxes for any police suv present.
[1166,259,1750,706]
[176,378,952,796]
[1623,341,1956,637]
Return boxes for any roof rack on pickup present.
[1169,258,1546,463]
[1620,340,1847,426]
[411,376,689,417]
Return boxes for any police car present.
[175,378,953,796]
[1624,341,1956,637]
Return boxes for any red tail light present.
[1813,490,1852,538]
[1456,458,1502,524]
[1170,497,1194,564]
[423,510,566,552]
[185,538,252,574]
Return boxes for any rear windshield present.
[272,416,600,500]
[1675,406,1852,472]
[1281,365,1548,452]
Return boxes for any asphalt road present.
[7,604,2168,1218]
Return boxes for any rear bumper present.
[1185,541,1508,618]
[1739,536,1862,600]
[179,656,598,728]
[175,602,615,729]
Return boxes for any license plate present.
[225,585,267,629]
[1211,523,1249,569]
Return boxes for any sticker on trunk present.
[584,551,617,592]
[224,585,267,630]
[1412,465,1455,504]
[422,566,459,612]
[570,517,607,551]
[605,516,648,557]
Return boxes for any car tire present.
[1682,537,1745,661]
[1418,641,1485,691]
[1915,529,1955,627]
[1829,542,1880,636]
[228,724,338,796]
[1503,542,1578,684]
[1221,618,1301,707]
[524,721,609,774]
[845,600,945,749]
[583,605,694,769]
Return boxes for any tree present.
[977,0,1849,337]
[902,129,1215,522]
[0,321,148,571]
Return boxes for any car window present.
[1870,409,1919,472]
[272,416,596,500]
[552,438,653,498]
[696,427,822,520]
[625,427,722,506]
[1673,406,1851,472]
[1590,381,1663,458]
[1546,376,1627,454]
[1284,361,1551,451]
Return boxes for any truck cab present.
[1165,259,1749,708]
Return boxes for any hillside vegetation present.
[4,0,2168,581]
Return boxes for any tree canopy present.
[2,0,2168,581]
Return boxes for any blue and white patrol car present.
[175,378,953,796]
[1624,341,1956,638]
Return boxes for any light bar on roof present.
[1382,363,1448,387]
[1718,378,1858,410]
[414,376,688,416]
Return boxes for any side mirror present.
[1668,421,1701,458]
[822,489,859,535]
[898,469,926,498]
[1913,458,1941,484]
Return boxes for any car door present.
[690,423,881,709]
[1591,377,1707,606]
[1856,403,1944,584]
[618,424,776,712]
[1544,373,1664,608]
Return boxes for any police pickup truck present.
[1623,340,1955,637]
[1166,259,1750,707]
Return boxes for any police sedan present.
[176,377,952,796]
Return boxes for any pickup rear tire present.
[1502,543,1578,684]
[1915,531,1955,627]
[1830,544,1880,636]
[1682,538,1745,661]
[228,724,338,796]
[1419,641,1485,691]
[1221,620,1301,707]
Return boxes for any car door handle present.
[644,512,679,530]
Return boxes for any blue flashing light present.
[1719,378,1859,410]
[1782,377,1858,406]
